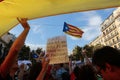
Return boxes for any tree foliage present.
[18,45,30,60]
[72,45,83,61]
[83,45,94,58]
[70,45,95,62]
[36,48,43,54]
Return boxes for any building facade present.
[89,35,105,46]
[101,7,120,48]
[89,7,120,49]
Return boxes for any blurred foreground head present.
[92,46,120,80]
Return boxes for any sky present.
[9,7,116,54]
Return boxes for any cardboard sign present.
[47,36,69,64]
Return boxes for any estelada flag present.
[63,22,84,38]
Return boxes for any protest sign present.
[47,36,69,64]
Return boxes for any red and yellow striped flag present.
[63,22,84,38]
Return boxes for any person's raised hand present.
[81,49,87,57]
[41,53,50,71]
[17,18,30,30]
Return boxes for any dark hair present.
[61,72,70,80]
[92,46,120,70]
[73,65,97,80]
[27,62,42,80]
[73,66,81,80]
[60,63,64,67]
[79,64,97,80]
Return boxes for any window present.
[103,32,105,35]
[116,37,119,41]
[111,23,115,29]
[109,41,111,45]
[117,17,120,22]
[114,45,117,49]
[118,43,120,48]
[104,24,107,27]
[112,39,115,43]
[106,29,108,33]
[109,27,111,32]
[111,33,113,36]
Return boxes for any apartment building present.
[89,35,105,46]
[101,7,120,48]
[89,7,120,49]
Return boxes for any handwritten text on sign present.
[47,36,69,64]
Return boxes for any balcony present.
[104,32,119,42]
[103,26,116,37]
[101,14,120,31]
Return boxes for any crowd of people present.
[0,18,120,80]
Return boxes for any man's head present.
[92,46,120,80]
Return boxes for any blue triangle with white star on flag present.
[63,22,69,32]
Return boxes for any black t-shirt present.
[0,74,12,80]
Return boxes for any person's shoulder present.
[0,73,13,80]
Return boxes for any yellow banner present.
[0,0,120,36]
[46,36,69,64]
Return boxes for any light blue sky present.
[10,8,116,54]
